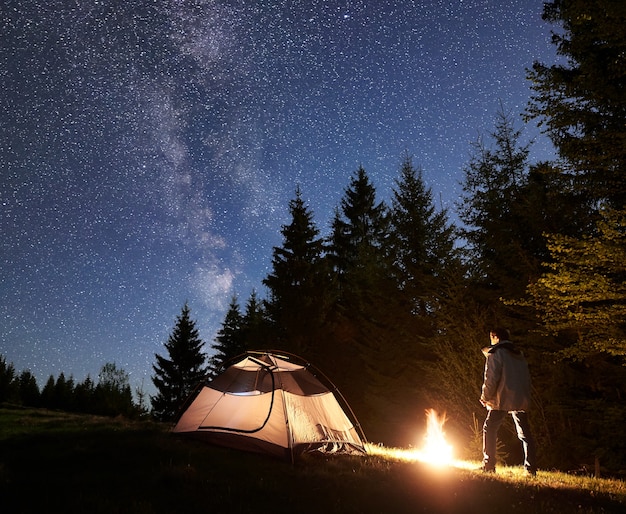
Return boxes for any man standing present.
[480,328,537,475]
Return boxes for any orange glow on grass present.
[415,409,453,466]
[364,409,460,469]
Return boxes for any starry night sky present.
[1,0,558,395]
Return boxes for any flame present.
[417,409,453,466]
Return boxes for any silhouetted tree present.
[516,3,626,469]
[263,187,331,357]
[134,379,150,417]
[325,166,400,439]
[208,295,246,378]
[54,373,75,411]
[328,165,389,282]
[524,0,626,357]
[458,105,533,300]
[389,153,457,322]
[18,370,40,407]
[241,289,271,348]
[151,303,208,421]
[74,375,95,413]
[94,362,134,416]
[40,375,56,409]
[520,2,626,470]
[0,355,17,404]
[527,0,626,208]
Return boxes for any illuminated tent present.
[172,350,367,461]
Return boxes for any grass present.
[1,406,625,513]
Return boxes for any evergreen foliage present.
[522,1,626,362]
[457,105,533,299]
[389,153,457,321]
[0,354,141,417]
[53,373,75,411]
[329,165,389,280]
[242,290,271,348]
[517,0,626,470]
[325,166,419,442]
[263,187,331,357]
[151,303,208,421]
[73,375,95,412]
[40,375,56,408]
[0,355,18,404]
[18,370,40,407]
[527,0,626,208]
[208,295,246,378]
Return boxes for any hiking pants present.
[482,409,536,472]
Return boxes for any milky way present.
[1,0,557,393]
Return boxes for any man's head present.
[489,327,511,345]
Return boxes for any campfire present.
[365,409,455,467]
[415,409,453,466]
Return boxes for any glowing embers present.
[415,409,453,466]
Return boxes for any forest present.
[1,1,625,475]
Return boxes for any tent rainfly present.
[172,350,367,461]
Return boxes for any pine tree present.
[329,165,389,281]
[527,0,626,208]
[54,373,75,412]
[0,355,17,404]
[18,370,40,407]
[74,375,95,413]
[389,154,457,319]
[151,303,208,421]
[325,166,401,439]
[524,0,626,355]
[263,187,330,356]
[523,3,626,466]
[40,375,56,409]
[208,295,246,378]
[457,106,533,299]
[241,290,270,348]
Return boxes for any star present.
[0,0,557,394]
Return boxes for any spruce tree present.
[524,0,626,360]
[151,303,208,421]
[241,289,270,348]
[389,154,457,319]
[527,0,626,208]
[329,165,389,281]
[326,166,399,440]
[40,375,56,409]
[0,355,17,404]
[54,373,75,412]
[18,370,40,407]
[74,375,95,413]
[208,295,246,378]
[263,187,330,356]
[457,106,533,300]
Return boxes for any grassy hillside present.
[0,407,624,513]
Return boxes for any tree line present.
[151,1,626,474]
[0,355,148,418]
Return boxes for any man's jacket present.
[480,341,531,412]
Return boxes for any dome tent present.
[172,350,367,461]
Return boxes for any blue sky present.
[1,0,558,394]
